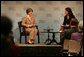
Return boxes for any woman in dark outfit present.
[61,7,75,30]
[63,18,79,39]
[60,7,76,45]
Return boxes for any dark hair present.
[71,18,79,26]
[26,8,33,14]
[1,16,13,36]
[65,7,73,15]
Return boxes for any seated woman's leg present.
[26,28,38,43]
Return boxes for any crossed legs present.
[26,28,38,44]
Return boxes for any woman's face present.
[65,10,68,15]
[28,11,33,16]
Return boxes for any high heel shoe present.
[26,42,34,44]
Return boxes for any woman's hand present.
[31,24,35,27]
[66,25,69,27]
[26,25,32,27]
[27,24,35,27]
[61,25,64,27]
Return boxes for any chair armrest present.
[35,25,38,29]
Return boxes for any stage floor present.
[16,43,62,47]
[16,43,63,56]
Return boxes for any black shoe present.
[32,42,34,44]
[26,42,30,44]
[57,43,61,45]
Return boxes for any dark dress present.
[63,27,79,39]
[63,15,75,29]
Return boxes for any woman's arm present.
[22,17,30,27]
[61,16,66,27]
[63,16,66,25]
[31,16,36,27]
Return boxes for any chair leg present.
[38,31,40,43]
[20,35,21,43]
[25,32,27,44]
